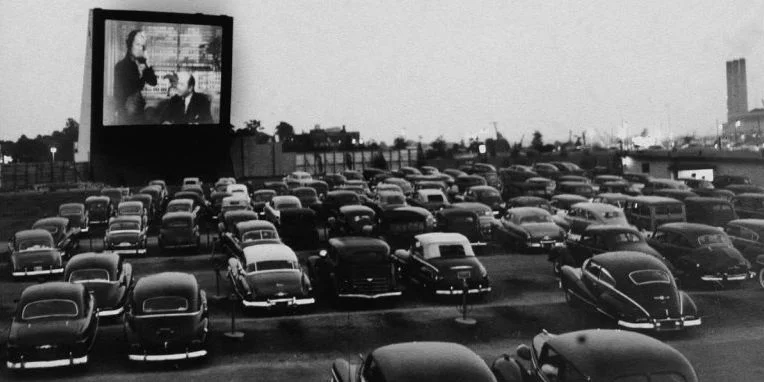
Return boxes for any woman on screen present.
[113,29,157,125]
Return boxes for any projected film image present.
[102,20,223,125]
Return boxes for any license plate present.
[119,242,131,247]
[34,266,43,271]
[457,271,471,279]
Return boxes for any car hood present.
[12,249,62,270]
[10,318,87,347]
[522,223,563,239]
[245,270,306,298]
[685,246,750,272]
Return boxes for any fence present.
[0,162,90,190]
[294,149,417,174]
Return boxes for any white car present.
[283,171,313,188]
[226,184,251,203]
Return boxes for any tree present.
[393,136,408,150]
[531,130,544,151]
[427,135,448,159]
[275,121,295,142]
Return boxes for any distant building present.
[722,59,764,141]
[292,125,361,151]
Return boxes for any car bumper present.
[435,286,492,295]
[241,297,315,308]
[12,268,64,277]
[700,272,754,282]
[7,355,88,369]
[526,240,565,248]
[337,291,403,299]
[110,247,147,255]
[618,317,702,331]
[161,242,198,249]
[128,349,207,362]
[97,306,125,317]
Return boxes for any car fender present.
[679,290,698,316]
[331,359,356,382]
[560,266,594,301]
[491,355,527,382]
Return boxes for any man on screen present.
[114,30,157,124]
[160,72,213,124]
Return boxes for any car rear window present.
[142,296,189,313]
[165,220,191,229]
[242,230,278,241]
[111,222,141,231]
[88,202,107,210]
[36,225,60,235]
[602,211,622,219]
[18,239,53,251]
[60,207,82,215]
[69,269,110,283]
[388,221,425,234]
[697,233,730,246]
[22,299,79,320]
[613,232,642,243]
[248,260,297,273]
[426,194,445,202]
[519,214,552,224]
[120,206,142,214]
[381,194,406,205]
[628,269,671,285]
[437,244,468,258]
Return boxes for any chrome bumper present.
[128,349,207,362]
[97,306,125,317]
[337,291,403,299]
[110,248,147,255]
[618,317,701,330]
[700,272,754,282]
[241,296,315,308]
[12,268,64,277]
[435,286,492,295]
[7,355,87,369]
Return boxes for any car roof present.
[254,189,277,195]
[684,196,731,204]
[391,206,432,216]
[162,211,195,221]
[14,229,54,241]
[570,202,621,213]
[469,185,498,191]
[65,252,119,276]
[733,192,764,199]
[339,205,375,214]
[457,174,485,180]
[552,194,589,202]
[86,195,110,202]
[658,222,722,234]
[591,251,669,278]
[507,206,551,216]
[236,220,277,232]
[371,342,495,382]
[558,181,591,187]
[59,202,84,209]
[584,224,639,234]
[327,190,359,197]
[292,186,317,193]
[415,232,469,245]
[243,243,298,264]
[224,210,258,219]
[169,198,193,205]
[547,329,695,381]
[118,201,144,208]
[328,236,390,252]
[273,195,301,203]
[133,272,198,303]
[627,195,683,204]
[33,216,69,227]
[20,282,86,307]
[594,192,628,199]
[450,202,491,212]
[417,188,446,196]
[509,196,549,203]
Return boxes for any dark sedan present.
[494,207,566,252]
[463,185,504,216]
[65,252,133,318]
[125,272,208,362]
[9,229,64,279]
[158,212,201,252]
[392,233,491,296]
[59,202,89,233]
[648,222,753,284]
[560,251,700,331]
[85,195,112,227]
[6,282,98,370]
[492,329,698,382]
[332,342,497,382]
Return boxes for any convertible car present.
[560,251,701,331]
[9,229,64,279]
[58,202,89,233]
[494,207,566,252]
[227,243,315,309]
[648,222,753,284]
[392,232,491,296]
[6,282,98,370]
[65,252,133,318]
[491,329,698,382]
[125,272,209,362]
[309,237,401,300]
[104,216,147,255]
[331,342,497,382]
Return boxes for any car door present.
[409,241,437,286]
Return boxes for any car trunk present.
[130,314,200,353]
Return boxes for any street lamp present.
[50,147,57,162]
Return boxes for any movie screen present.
[102,20,223,126]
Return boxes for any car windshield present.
[426,194,445,203]
[36,225,60,235]
[435,244,470,259]
[613,232,642,243]
[697,233,731,246]
[388,221,425,234]
[120,206,142,214]
[18,239,53,250]
[381,194,406,205]
[88,202,107,210]
[629,269,671,285]
[242,230,277,241]
[22,299,79,320]
[111,222,140,231]
[69,268,110,283]
[254,193,275,202]
[142,296,189,313]
[167,204,191,212]
[60,207,82,215]
[247,260,297,273]
[519,214,552,224]
[654,204,684,215]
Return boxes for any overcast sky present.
[1,0,764,144]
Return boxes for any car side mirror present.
[516,344,532,361]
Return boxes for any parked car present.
[462,185,504,215]
[682,177,714,190]
[560,251,700,330]
[419,165,440,175]
[102,187,127,205]
[447,202,496,242]
[532,163,561,179]
[684,196,738,227]
[329,205,377,237]
[557,174,590,185]
[375,190,408,211]
[322,173,347,190]
[624,195,686,235]
[392,233,491,296]
[148,179,168,200]
[491,329,698,382]
[642,178,690,195]
[550,194,589,216]
[598,180,635,195]
[8,229,64,279]
[622,172,651,193]
[32,216,77,254]
[209,189,232,221]
[435,208,484,244]
[85,195,112,227]
[442,168,467,179]
[264,195,302,225]
[395,166,422,178]
[693,187,735,201]
[651,188,697,202]
[158,212,201,252]
[278,208,321,250]
[322,190,363,220]
[125,272,208,362]
[380,177,414,195]
[309,237,401,300]
[58,202,89,233]
[173,190,209,215]
[283,171,313,188]
[341,170,364,181]
[6,282,98,370]
[227,243,314,309]
[591,192,629,208]
[129,193,155,222]
[218,210,259,237]
[564,202,629,240]
[494,207,566,252]
[379,207,435,250]
[713,174,751,189]
[554,225,667,273]
[413,179,448,193]
[304,180,329,199]
[166,198,198,216]
[724,219,764,264]
[555,181,595,199]
[291,186,321,210]
[725,183,764,195]
[550,161,586,176]
[523,177,556,198]
[104,216,147,255]
[262,181,289,195]
[252,189,277,217]
[182,177,202,188]
[409,188,450,212]
[453,174,487,195]
[116,201,148,230]
[648,222,752,284]
[593,174,625,187]
[225,184,251,204]
[469,163,502,189]
[332,342,497,382]
[65,252,132,318]
[234,220,281,249]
